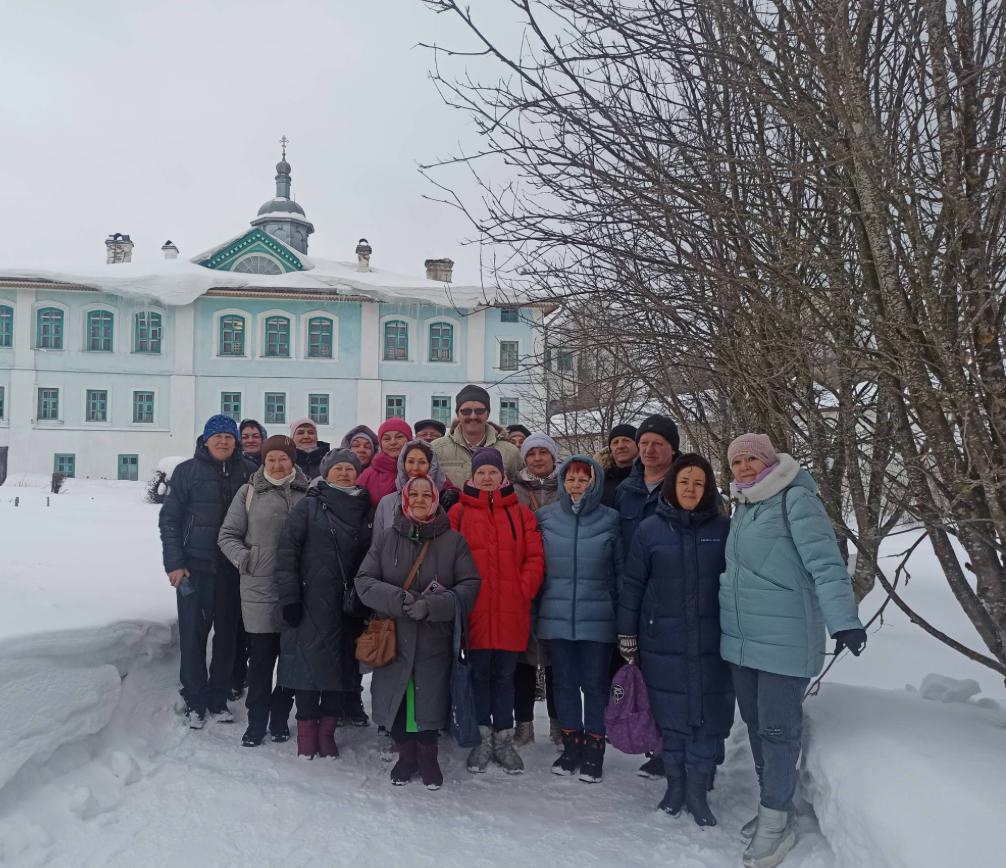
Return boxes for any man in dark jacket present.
[159,414,254,728]
[596,424,638,507]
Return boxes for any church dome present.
[257,197,306,217]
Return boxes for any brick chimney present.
[105,233,134,264]
[355,238,372,272]
[161,240,179,260]
[425,258,454,282]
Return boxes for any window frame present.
[85,388,109,423]
[264,392,287,425]
[499,399,520,428]
[385,395,406,420]
[431,395,451,426]
[308,393,330,426]
[427,321,454,363]
[117,453,139,481]
[306,316,334,359]
[53,453,76,477]
[36,307,65,351]
[218,313,248,357]
[0,384,5,421]
[0,304,13,349]
[85,309,115,352]
[132,390,155,424]
[499,339,519,371]
[383,319,410,361]
[134,311,163,354]
[37,387,60,421]
[263,314,292,358]
[500,307,520,323]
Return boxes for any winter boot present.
[578,733,605,783]
[297,719,320,759]
[684,768,717,826]
[658,762,686,815]
[390,740,419,785]
[743,805,797,868]
[638,752,665,779]
[242,708,268,747]
[551,729,582,776]
[208,704,234,724]
[514,720,535,746]
[185,705,207,730]
[343,691,370,727]
[466,725,494,774]
[416,740,444,790]
[493,728,525,775]
[549,718,563,746]
[741,814,760,841]
[318,716,340,759]
[270,721,291,743]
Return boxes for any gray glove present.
[403,595,430,622]
[618,634,638,664]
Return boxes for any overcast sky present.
[0,0,515,282]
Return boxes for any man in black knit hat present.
[595,423,639,507]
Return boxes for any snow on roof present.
[0,253,527,310]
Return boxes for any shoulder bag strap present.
[403,540,431,593]
[528,490,540,511]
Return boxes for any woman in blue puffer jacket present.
[536,455,622,784]
[720,434,866,868]
[617,453,733,828]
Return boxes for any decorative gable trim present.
[195,228,305,273]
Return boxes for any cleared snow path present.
[0,630,836,868]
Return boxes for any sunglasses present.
[458,407,489,417]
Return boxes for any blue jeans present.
[548,639,613,736]
[470,649,519,731]
[176,566,239,714]
[730,664,809,811]
[661,733,722,773]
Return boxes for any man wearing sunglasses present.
[432,384,522,487]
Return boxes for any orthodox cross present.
[280,135,289,160]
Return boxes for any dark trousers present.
[177,568,239,714]
[548,639,613,736]
[470,649,519,731]
[232,612,248,690]
[514,663,557,722]
[731,664,809,811]
[294,689,341,721]
[661,732,723,773]
[245,632,294,734]
[390,695,437,745]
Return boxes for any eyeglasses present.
[458,408,489,417]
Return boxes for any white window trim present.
[306,390,333,427]
[35,385,63,424]
[0,301,15,351]
[301,310,339,361]
[130,386,160,426]
[220,389,243,421]
[383,393,407,420]
[32,300,70,352]
[379,314,417,363]
[499,397,521,427]
[495,335,522,372]
[423,315,463,367]
[81,303,119,354]
[212,308,253,360]
[231,251,285,275]
[81,386,112,426]
[258,309,296,361]
[133,308,166,354]
[263,390,288,426]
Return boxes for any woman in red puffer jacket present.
[449,448,544,776]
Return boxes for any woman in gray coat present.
[218,435,309,746]
[354,475,480,790]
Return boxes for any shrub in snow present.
[51,473,65,495]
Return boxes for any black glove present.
[440,487,461,511]
[403,595,430,622]
[618,634,638,664]
[833,628,867,656]
[282,602,303,628]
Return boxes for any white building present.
[0,148,546,481]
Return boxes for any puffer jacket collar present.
[730,453,801,504]
[250,464,310,494]
[556,454,605,517]
[655,495,721,529]
[447,418,508,452]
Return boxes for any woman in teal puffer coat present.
[720,433,866,868]
[536,455,622,783]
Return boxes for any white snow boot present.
[493,728,525,775]
[514,720,535,746]
[467,725,494,773]
[740,814,759,841]
[743,805,797,868]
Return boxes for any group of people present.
[159,384,866,868]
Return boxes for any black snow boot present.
[658,762,686,816]
[342,690,370,727]
[684,768,717,827]
[242,708,268,747]
[551,729,582,776]
[578,733,605,783]
[638,752,665,779]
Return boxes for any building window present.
[219,315,246,356]
[54,453,75,477]
[499,340,519,371]
[428,322,454,362]
[308,394,330,426]
[548,349,575,373]
[0,385,5,420]
[385,395,406,419]
[221,392,242,421]
[501,308,519,323]
[117,454,139,481]
[135,312,162,353]
[0,305,12,348]
[265,392,286,425]
[86,310,114,352]
[264,316,291,357]
[233,254,282,274]
[37,388,59,421]
[431,396,451,425]
[307,317,333,358]
[500,399,520,427]
[383,320,408,361]
[86,389,108,422]
[133,391,155,424]
[36,308,64,350]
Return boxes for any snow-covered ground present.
[0,479,1002,867]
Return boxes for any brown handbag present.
[355,540,430,668]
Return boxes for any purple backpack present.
[604,662,662,755]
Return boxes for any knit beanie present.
[520,431,559,462]
[413,418,447,437]
[608,423,637,445]
[727,433,778,468]
[289,417,317,438]
[203,414,239,442]
[455,383,491,411]
[378,417,414,442]
[662,453,717,512]
[261,435,297,464]
[471,447,504,475]
[635,414,680,452]
[507,424,531,439]
[320,448,362,480]
[239,418,267,439]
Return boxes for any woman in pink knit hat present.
[358,418,414,506]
